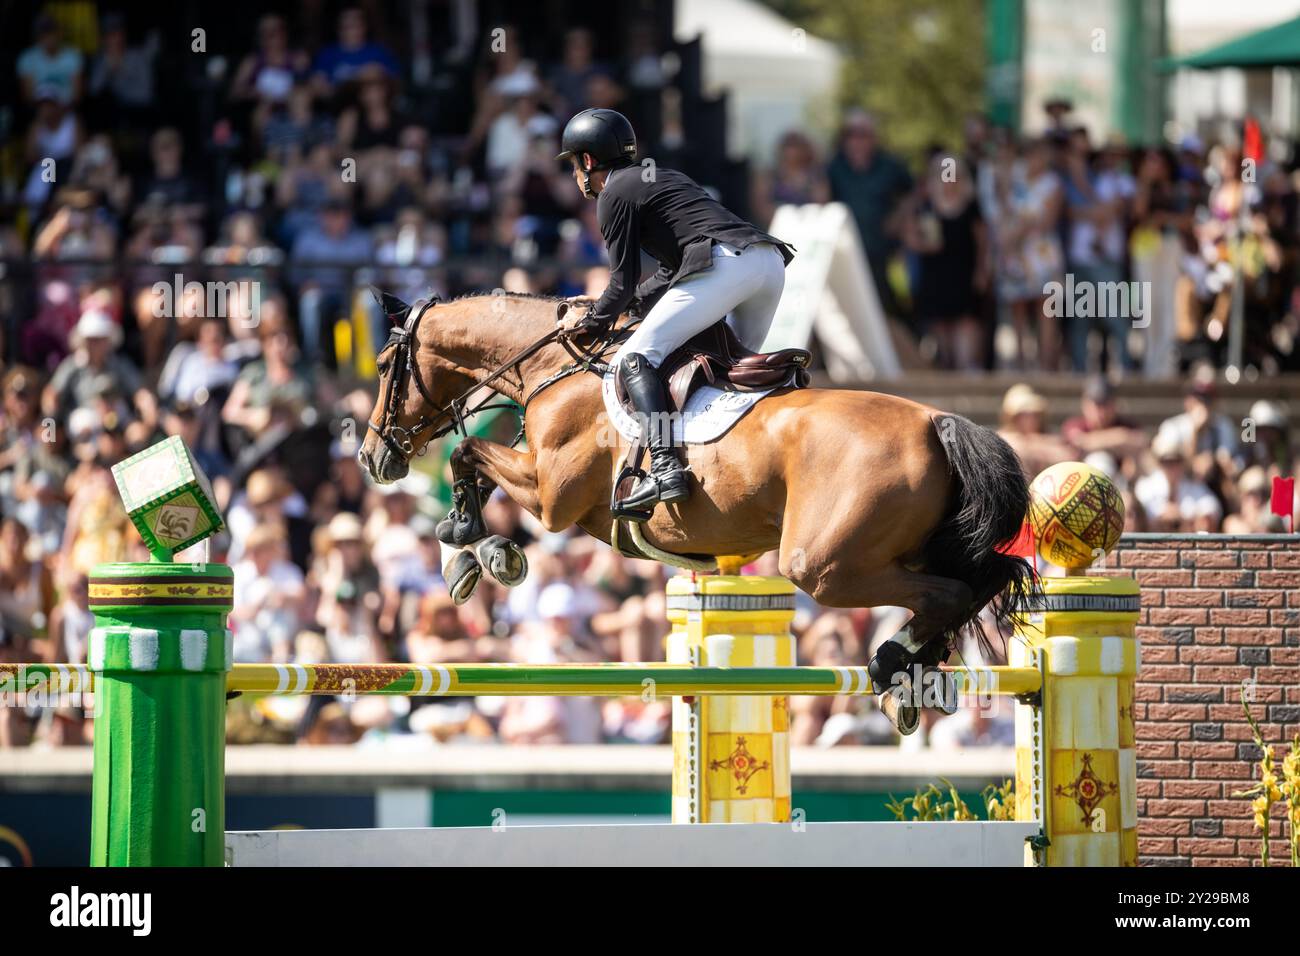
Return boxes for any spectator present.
[231,523,306,662]
[1242,399,1291,477]
[405,591,476,664]
[547,28,603,118]
[995,137,1065,370]
[1064,134,1136,372]
[23,93,82,217]
[17,14,83,105]
[311,6,398,95]
[290,198,373,362]
[904,154,988,370]
[231,14,309,108]
[158,315,239,406]
[828,110,914,318]
[87,12,156,127]
[751,131,830,228]
[1135,430,1222,532]
[138,128,202,211]
[997,384,1075,479]
[1155,374,1243,483]
[1060,377,1146,465]
[1223,466,1283,534]
[43,310,157,432]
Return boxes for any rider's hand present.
[558,301,601,333]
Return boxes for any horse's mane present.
[449,291,565,304]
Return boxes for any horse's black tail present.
[923,413,1036,651]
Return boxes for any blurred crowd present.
[752,103,1300,377]
[0,8,1295,754]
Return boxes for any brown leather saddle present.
[607,322,810,560]
[613,322,811,415]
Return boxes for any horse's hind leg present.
[777,543,972,732]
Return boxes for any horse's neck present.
[429,296,574,405]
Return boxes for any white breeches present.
[613,242,786,368]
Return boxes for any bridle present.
[367,296,628,464]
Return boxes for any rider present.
[556,107,795,519]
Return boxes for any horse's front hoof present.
[437,510,488,548]
[444,550,483,605]
[475,535,528,588]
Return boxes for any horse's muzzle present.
[358,445,409,484]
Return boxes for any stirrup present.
[613,468,689,521]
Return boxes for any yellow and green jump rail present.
[0,660,1042,698]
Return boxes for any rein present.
[368,297,630,461]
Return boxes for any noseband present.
[368,298,461,461]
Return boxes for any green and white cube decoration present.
[111,435,223,560]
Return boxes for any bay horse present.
[358,292,1033,719]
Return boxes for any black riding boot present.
[615,353,690,518]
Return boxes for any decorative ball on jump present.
[1027,461,1125,570]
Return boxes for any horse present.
[358,292,1033,715]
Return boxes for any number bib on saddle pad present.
[600,371,779,445]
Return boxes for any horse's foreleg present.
[455,437,542,519]
[440,437,540,590]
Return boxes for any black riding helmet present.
[557,109,637,195]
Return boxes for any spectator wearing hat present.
[1060,377,1146,465]
[227,468,312,566]
[43,310,156,433]
[17,14,83,106]
[1242,400,1292,477]
[1136,430,1222,532]
[231,523,306,662]
[997,384,1075,479]
[1223,466,1283,534]
[314,512,384,659]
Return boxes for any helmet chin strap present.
[580,155,598,198]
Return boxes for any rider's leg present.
[727,244,786,350]
[614,242,779,366]
[612,243,786,518]
[614,351,691,516]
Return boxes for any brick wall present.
[1112,534,1300,867]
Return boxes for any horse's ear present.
[370,287,412,325]
[555,301,571,324]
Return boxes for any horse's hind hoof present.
[475,534,528,588]
[444,550,483,605]
[879,687,921,736]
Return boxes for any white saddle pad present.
[601,371,777,445]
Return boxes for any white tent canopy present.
[675,0,842,163]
